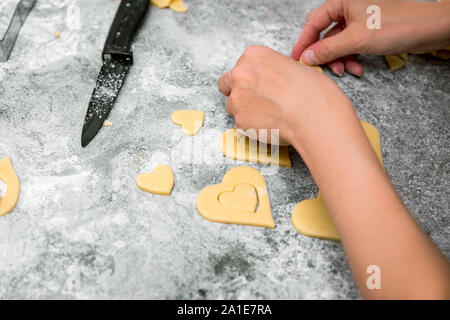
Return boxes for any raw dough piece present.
[136,164,174,196]
[291,121,384,241]
[169,0,188,13]
[385,54,408,71]
[220,128,291,167]
[0,157,20,217]
[171,110,204,136]
[196,166,274,228]
[299,59,323,73]
[219,183,257,212]
[151,0,187,13]
[151,0,171,9]
[430,46,450,60]
[291,197,340,241]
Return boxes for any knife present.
[81,0,149,147]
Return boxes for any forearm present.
[413,0,450,51]
[369,0,450,54]
[292,98,450,299]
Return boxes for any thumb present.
[301,29,355,65]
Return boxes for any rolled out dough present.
[299,59,323,73]
[430,46,450,60]
[169,0,188,13]
[0,157,20,217]
[385,54,408,71]
[196,166,274,228]
[219,183,257,213]
[151,0,187,13]
[171,110,204,136]
[151,0,171,9]
[136,164,174,196]
[291,121,384,241]
[220,128,291,167]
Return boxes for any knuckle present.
[234,114,244,129]
[305,10,316,23]
[243,45,268,58]
[230,67,246,84]
[228,94,238,110]
[229,89,243,107]
[318,40,332,61]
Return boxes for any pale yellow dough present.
[291,121,384,241]
[220,128,291,167]
[151,0,171,9]
[151,0,187,13]
[0,157,20,217]
[385,54,408,71]
[136,164,174,196]
[196,166,275,228]
[430,46,450,60]
[219,183,257,212]
[169,0,188,13]
[171,110,204,136]
[299,59,323,73]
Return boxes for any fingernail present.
[302,49,318,65]
[350,66,363,78]
[330,65,343,77]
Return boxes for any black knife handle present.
[102,0,149,64]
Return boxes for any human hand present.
[291,0,450,77]
[218,45,353,149]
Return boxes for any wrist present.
[399,1,450,53]
[290,88,355,163]
[290,97,384,192]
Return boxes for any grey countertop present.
[0,0,448,299]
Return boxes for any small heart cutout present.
[290,121,384,241]
[0,157,20,217]
[171,110,204,136]
[219,183,257,212]
[197,166,274,228]
[136,165,174,196]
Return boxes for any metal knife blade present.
[81,0,149,147]
[81,57,130,147]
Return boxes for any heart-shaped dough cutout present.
[197,166,274,228]
[169,0,188,13]
[151,0,171,9]
[220,129,291,167]
[136,165,174,196]
[171,110,204,136]
[0,157,20,217]
[219,183,257,212]
[291,198,340,241]
[151,0,188,13]
[291,121,384,240]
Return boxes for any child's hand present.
[218,45,353,148]
[291,0,450,76]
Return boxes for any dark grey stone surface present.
[0,0,448,299]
